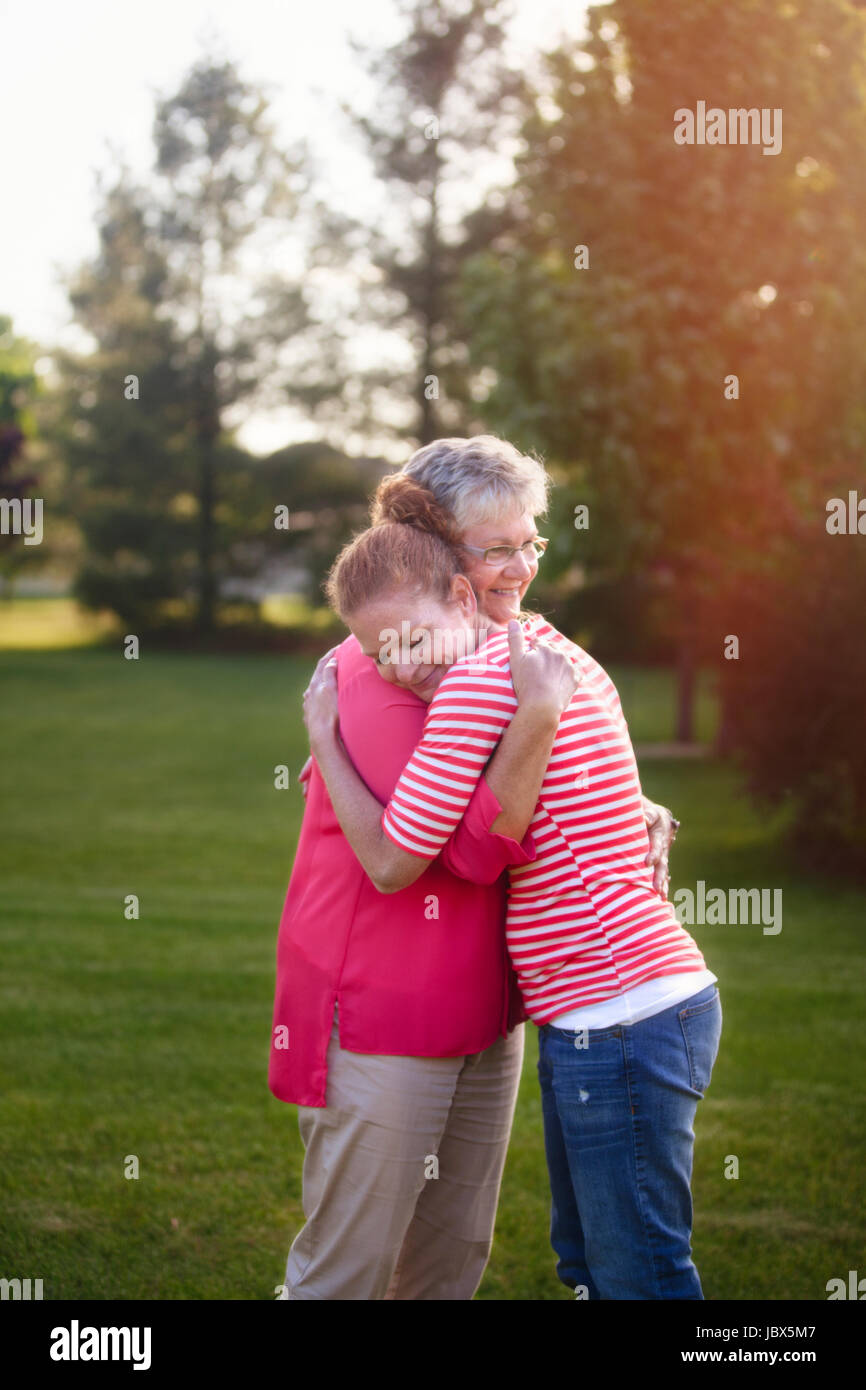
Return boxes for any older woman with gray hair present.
[271,435,680,1300]
[399,436,679,887]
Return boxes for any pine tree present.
[345,0,526,444]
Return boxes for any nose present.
[393,662,422,686]
[502,548,535,581]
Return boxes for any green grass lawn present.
[1,641,863,1300]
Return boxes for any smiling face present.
[457,508,541,627]
[349,573,479,703]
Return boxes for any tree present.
[459,0,866,741]
[56,56,341,635]
[151,57,313,631]
[344,0,527,445]
[719,517,866,877]
[0,317,41,596]
[52,169,199,628]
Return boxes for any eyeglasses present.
[460,537,548,566]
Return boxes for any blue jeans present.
[537,983,722,1300]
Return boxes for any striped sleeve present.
[381,657,518,859]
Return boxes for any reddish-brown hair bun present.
[325,475,463,621]
[371,473,458,544]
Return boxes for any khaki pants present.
[284,1011,525,1300]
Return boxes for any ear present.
[449,572,477,619]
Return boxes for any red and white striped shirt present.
[381,614,708,1025]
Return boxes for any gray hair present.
[400,435,550,533]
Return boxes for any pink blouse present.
[268,633,536,1107]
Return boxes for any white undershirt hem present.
[548,969,718,1031]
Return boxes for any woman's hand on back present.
[643,799,679,899]
[302,646,341,757]
[507,620,580,718]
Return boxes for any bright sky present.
[1,0,589,452]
